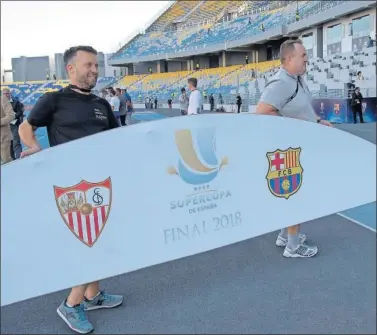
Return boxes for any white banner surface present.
[1,114,376,306]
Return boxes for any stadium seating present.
[93,76,120,93]
[23,80,70,104]
[148,1,199,32]
[114,74,147,89]
[1,82,44,101]
[1,77,121,105]
[245,45,377,104]
[128,71,192,102]
[117,43,375,105]
[184,1,235,25]
[3,47,375,108]
[111,0,346,60]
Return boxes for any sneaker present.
[283,243,318,258]
[83,291,123,311]
[57,301,94,334]
[276,233,306,247]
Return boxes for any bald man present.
[256,39,332,258]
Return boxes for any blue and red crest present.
[266,148,303,199]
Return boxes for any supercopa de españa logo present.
[167,128,231,214]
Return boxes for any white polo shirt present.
[188,89,203,115]
[110,96,120,112]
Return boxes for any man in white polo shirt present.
[187,77,203,115]
[109,88,120,125]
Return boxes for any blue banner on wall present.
[312,97,377,124]
[312,98,348,123]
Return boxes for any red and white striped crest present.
[54,178,112,247]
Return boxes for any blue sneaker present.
[83,291,123,311]
[57,300,94,334]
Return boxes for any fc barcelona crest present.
[54,178,112,247]
[266,148,303,199]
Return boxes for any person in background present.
[145,96,149,109]
[2,88,24,159]
[109,88,121,126]
[187,77,203,115]
[179,88,189,115]
[256,39,332,258]
[123,89,133,126]
[123,88,132,104]
[367,36,375,48]
[167,98,172,109]
[209,93,215,111]
[236,94,242,113]
[154,96,158,109]
[1,91,15,164]
[219,93,224,105]
[356,71,364,80]
[116,88,126,126]
[351,86,364,124]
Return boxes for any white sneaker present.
[276,233,306,247]
[283,243,318,258]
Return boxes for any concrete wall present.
[226,53,247,66]
[192,56,210,70]
[167,61,186,72]
[26,57,50,81]
[133,61,158,74]
[11,58,26,82]
[322,8,376,56]
[54,53,67,80]
[256,46,267,62]
[12,56,50,82]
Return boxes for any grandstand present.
[1,0,376,114]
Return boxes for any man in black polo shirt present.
[19,46,122,334]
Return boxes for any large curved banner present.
[1,114,376,306]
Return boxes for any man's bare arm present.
[256,102,280,116]
[18,120,41,151]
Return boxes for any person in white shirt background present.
[187,77,203,115]
[109,88,121,125]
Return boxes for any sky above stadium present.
[1,0,170,71]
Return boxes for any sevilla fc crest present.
[54,178,112,247]
[266,148,303,199]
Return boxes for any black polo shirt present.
[27,87,119,147]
